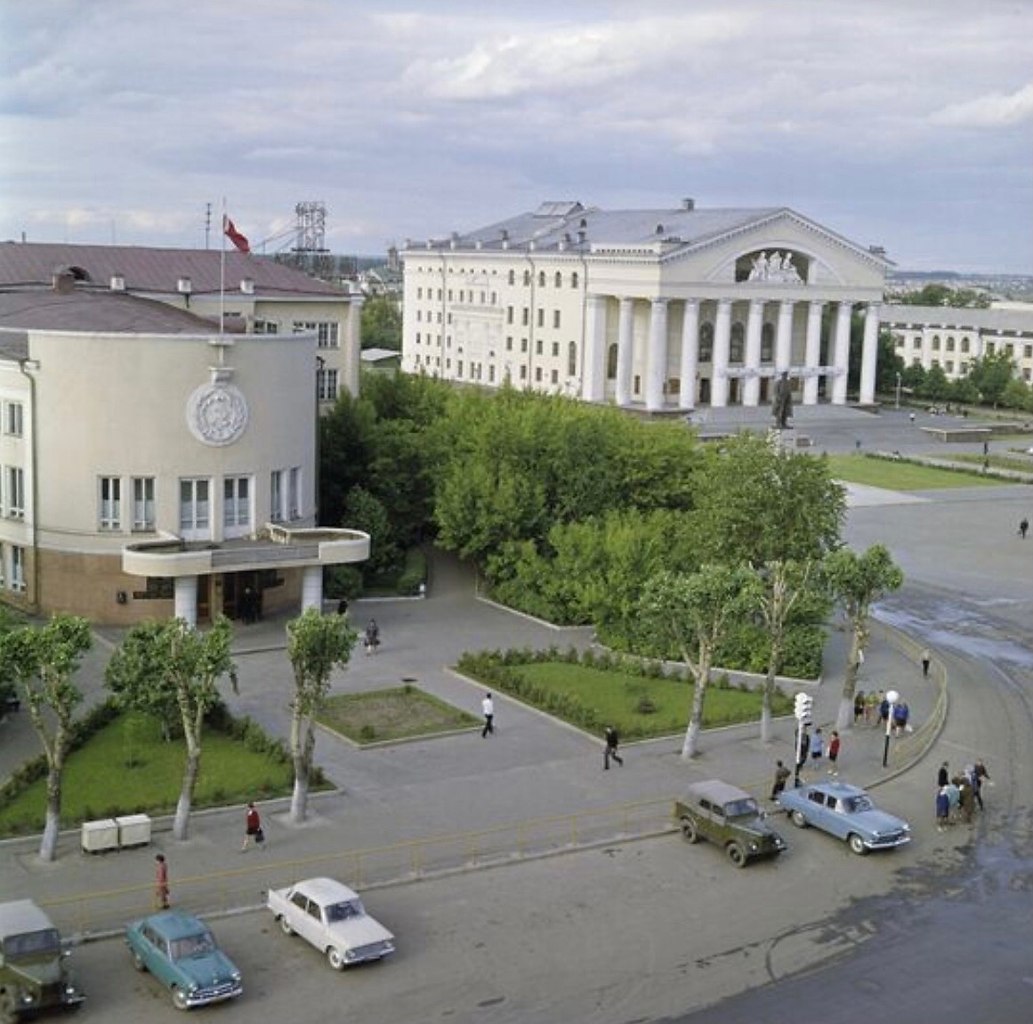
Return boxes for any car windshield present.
[171,931,215,959]
[2,929,61,960]
[846,795,873,813]
[326,900,364,923]
[723,798,759,818]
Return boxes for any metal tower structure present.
[293,201,328,253]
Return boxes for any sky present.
[1,0,1031,274]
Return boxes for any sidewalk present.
[0,550,940,934]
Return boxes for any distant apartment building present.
[882,304,1033,382]
[401,200,891,410]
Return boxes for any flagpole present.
[219,197,226,338]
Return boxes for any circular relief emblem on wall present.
[186,382,249,446]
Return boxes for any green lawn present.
[317,686,480,744]
[0,713,298,837]
[503,662,790,740]
[826,454,1005,490]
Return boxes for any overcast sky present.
[2,1,1031,273]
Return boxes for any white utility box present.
[115,814,152,848]
[81,818,119,853]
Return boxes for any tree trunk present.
[290,721,314,824]
[38,767,61,862]
[681,650,711,759]
[837,624,864,731]
[760,636,783,744]
[174,750,200,840]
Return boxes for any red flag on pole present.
[223,215,250,253]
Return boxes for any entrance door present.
[224,571,260,621]
[196,576,211,623]
[699,377,711,404]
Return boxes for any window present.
[946,337,955,352]
[10,545,25,592]
[521,338,528,353]
[553,310,561,329]
[417,287,423,299]
[730,323,745,363]
[522,308,529,326]
[224,476,251,532]
[270,470,285,523]
[4,402,23,437]
[507,270,515,285]
[536,339,543,356]
[132,477,155,531]
[507,306,514,324]
[179,478,210,537]
[931,335,940,351]
[457,360,464,377]
[289,467,301,519]
[568,342,578,377]
[523,270,531,286]
[551,369,558,384]
[571,272,579,288]
[6,466,24,519]
[506,336,513,352]
[961,337,970,353]
[537,309,544,328]
[99,476,121,530]
[760,323,774,362]
[293,321,339,349]
[554,271,562,288]
[317,367,339,401]
[535,367,543,382]
[538,271,546,287]
[552,342,560,357]
[519,365,527,380]
[699,323,714,363]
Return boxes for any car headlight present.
[232,970,242,982]
[65,984,78,997]
[345,949,357,961]
[749,842,759,851]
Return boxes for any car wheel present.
[726,842,747,868]
[680,817,700,844]
[172,987,190,1011]
[327,946,346,971]
[791,810,808,828]
[0,990,18,1024]
[278,915,294,936]
[131,949,147,972]
[848,833,869,856]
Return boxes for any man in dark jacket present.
[603,726,624,769]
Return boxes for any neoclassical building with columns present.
[401,200,891,410]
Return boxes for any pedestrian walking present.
[891,700,910,736]
[937,761,949,787]
[878,692,890,729]
[154,854,170,909]
[957,775,975,823]
[971,759,991,811]
[809,726,824,763]
[853,691,866,725]
[364,619,380,655]
[920,649,931,677]
[1020,518,1029,540]
[936,786,950,832]
[603,725,624,769]
[481,692,495,737]
[770,760,791,800]
[241,801,264,852]
[827,730,841,775]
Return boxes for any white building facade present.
[402,201,891,410]
[0,277,368,626]
[883,303,1033,382]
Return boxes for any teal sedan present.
[125,911,242,1010]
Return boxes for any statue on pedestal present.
[772,372,793,429]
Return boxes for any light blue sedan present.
[125,911,242,1010]
[778,780,911,855]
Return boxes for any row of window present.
[2,401,23,437]
[97,469,303,535]
[413,269,581,295]
[254,320,341,349]
[0,542,26,592]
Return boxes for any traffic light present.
[794,692,813,723]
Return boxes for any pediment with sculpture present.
[736,249,806,284]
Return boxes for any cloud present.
[931,82,1033,127]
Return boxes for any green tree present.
[968,351,1015,408]
[0,615,92,861]
[639,565,760,759]
[824,545,904,730]
[1000,377,1032,412]
[917,363,951,402]
[342,486,400,576]
[875,331,905,394]
[360,295,402,351]
[106,617,237,840]
[286,608,357,823]
[894,284,991,309]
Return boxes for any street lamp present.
[882,688,900,767]
[895,372,902,410]
[793,692,813,787]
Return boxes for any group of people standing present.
[935,760,991,830]
[853,689,912,734]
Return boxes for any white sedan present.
[267,877,395,971]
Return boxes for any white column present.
[832,301,853,405]
[344,295,364,398]
[803,300,824,405]
[615,297,635,407]
[775,299,794,372]
[173,575,198,627]
[743,299,764,407]
[645,298,669,411]
[859,303,879,405]
[581,294,607,402]
[711,299,733,407]
[301,565,323,612]
[679,299,699,410]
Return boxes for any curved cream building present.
[402,200,892,410]
[0,275,367,625]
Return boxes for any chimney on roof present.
[475,239,483,250]
[682,198,695,210]
[449,231,460,250]
[177,276,192,295]
[52,271,75,294]
[240,277,255,295]
[869,245,886,258]
[500,229,509,251]
[110,273,125,292]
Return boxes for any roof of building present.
[880,303,1033,334]
[0,241,350,299]
[0,285,222,336]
